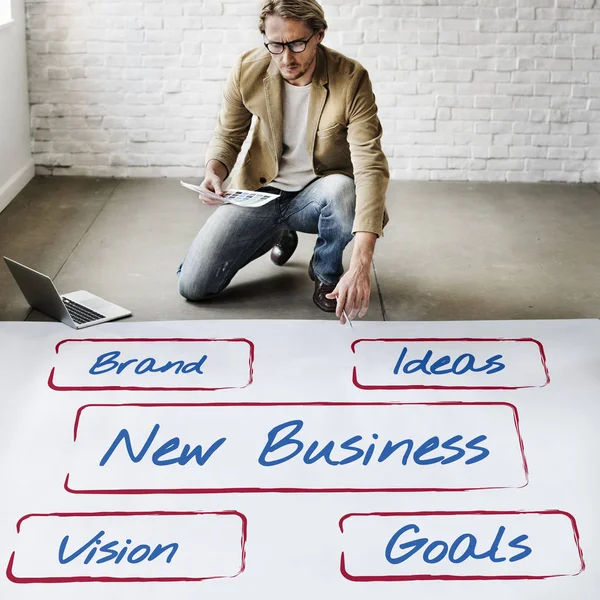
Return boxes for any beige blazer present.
[205,44,390,236]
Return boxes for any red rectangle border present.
[47,338,255,391]
[64,401,529,495]
[339,509,584,581]
[351,337,550,390]
[6,510,247,584]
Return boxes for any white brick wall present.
[26,0,600,182]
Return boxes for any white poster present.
[0,318,598,599]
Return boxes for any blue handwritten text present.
[385,524,532,565]
[89,351,208,376]
[100,424,226,467]
[393,349,505,376]
[258,420,489,467]
[59,531,178,565]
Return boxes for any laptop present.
[3,257,132,329]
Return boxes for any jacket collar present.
[311,44,328,88]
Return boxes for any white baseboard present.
[0,158,35,215]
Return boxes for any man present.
[178,0,389,323]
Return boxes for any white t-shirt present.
[272,81,317,192]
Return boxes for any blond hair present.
[258,0,328,34]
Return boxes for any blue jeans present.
[178,174,356,300]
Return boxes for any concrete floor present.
[0,176,599,323]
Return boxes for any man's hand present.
[325,231,378,325]
[326,262,371,324]
[200,160,228,206]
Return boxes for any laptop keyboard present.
[62,297,106,324]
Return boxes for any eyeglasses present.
[263,32,316,55]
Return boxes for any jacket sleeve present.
[205,54,253,178]
[346,68,390,236]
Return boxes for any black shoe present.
[271,230,298,266]
[308,259,337,313]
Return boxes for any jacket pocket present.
[315,128,352,169]
[316,122,345,138]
